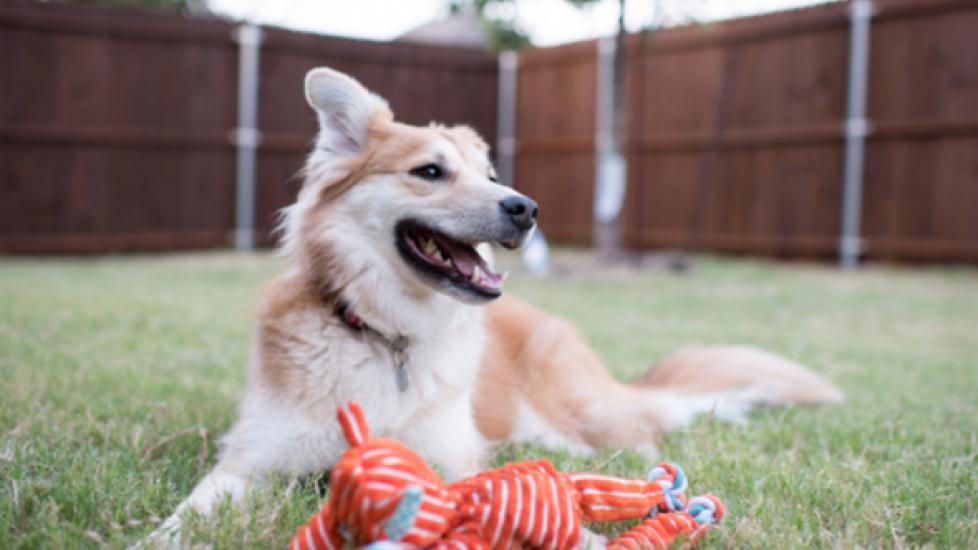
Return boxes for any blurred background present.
[1,0,977,267]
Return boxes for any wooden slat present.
[516,137,594,155]
[621,118,978,153]
[629,124,842,152]
[874,0,978,21]
[519,40,597,68]
[0,232,230,254]
[865,238,978,260]
[623,229,838,255]
[871,118,978,140]
[0,124,231,149]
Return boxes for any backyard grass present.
[1,250,976,548]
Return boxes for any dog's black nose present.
[499,195,538,231]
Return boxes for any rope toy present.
[290,401,724,549]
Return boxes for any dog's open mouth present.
[396,222,509,301]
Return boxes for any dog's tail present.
[561,346,845,452]
[627,346,843,430]
[641,345,844,405]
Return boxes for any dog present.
[139,67,842,545]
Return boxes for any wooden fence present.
[512,40,597,245]
[4,0,977,262]
[0,0,497,253]
[860,0,978,261]
[520,0,978,262]
[623,1,851,258]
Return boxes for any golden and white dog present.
[142,67,842,544]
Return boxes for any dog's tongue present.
[431,234,503,284]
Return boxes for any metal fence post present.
[496,51,518,188]
[839,0,873,269]
[594,37,615,217]
[593,37,625,249]
[232,24,263,251]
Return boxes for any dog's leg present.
[134,392,349,548]
[133,461,257,548]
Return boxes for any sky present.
[208,0,838,47]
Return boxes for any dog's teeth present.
[423,238,437,255]
[501,271,509,282]
[470,266,481,284]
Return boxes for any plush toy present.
[289,402,723,549]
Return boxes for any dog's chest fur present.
[221,270,487,477]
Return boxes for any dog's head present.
[282,68,537,305]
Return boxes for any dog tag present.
[395,364,410,393]
[391,335,410,392]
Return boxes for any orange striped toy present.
[289,402,723,550]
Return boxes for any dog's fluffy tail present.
[642,345,843,405]
[559,346,844,453]
[576,346,844,451]
[625,346,844,431]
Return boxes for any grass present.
[1,250,976,548]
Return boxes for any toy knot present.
[685,494,725,526]
[337,401,369,447]
[647,462,687,512]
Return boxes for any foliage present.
[479,15,531,52]
[451,0,599,51]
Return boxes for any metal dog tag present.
[395,364,410,393]
[391,335,410,392]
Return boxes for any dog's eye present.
[488,173,499,183]
[409,164,445,181]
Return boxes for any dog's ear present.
[304,67,389,155]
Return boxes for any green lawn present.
[1,251,976,548]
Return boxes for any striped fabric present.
[290,402,722,550]
[610,508,711,550]
[442,460,682,549]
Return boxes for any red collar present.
[337,302,367,331]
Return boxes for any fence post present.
[593,37,625,252]
[839,0,873,269]
[231,24,263,251]
[496,51,518,187]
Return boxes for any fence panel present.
[514,41,597,245]
[621,2,851,258]
[515,0,978,263]
[860,0,978,261]
[0,0,237,252]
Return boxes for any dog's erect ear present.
[304,67,389,155]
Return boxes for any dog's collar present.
[335,301,411,392]
[337,303,367,331]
